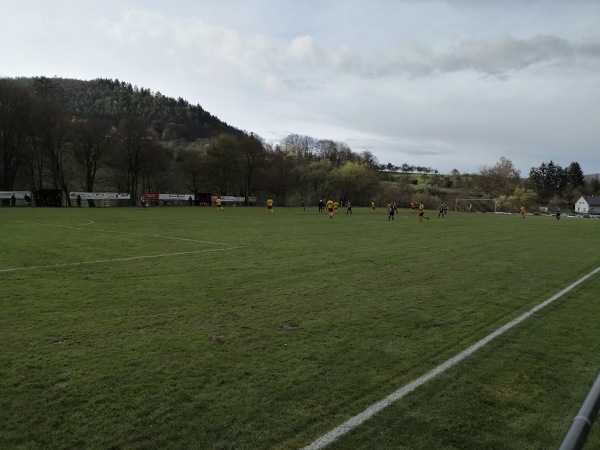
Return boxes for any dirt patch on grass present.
[210,334,225,342]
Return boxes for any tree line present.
[1,76,598,209]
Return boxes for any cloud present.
[97,9,169,46]
[97,8,600,94]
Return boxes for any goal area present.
[455,198,497,213]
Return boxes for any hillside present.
[14,76,243,142]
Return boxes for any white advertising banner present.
[70,192,131,200]
[0,191,31,199]
[212,195,245,202]
[158,194,193,200]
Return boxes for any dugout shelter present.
[35,189,63,207]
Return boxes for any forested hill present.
[14,76,243,141]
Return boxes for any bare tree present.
[203,134,241,195]
[72,118,113,205]
[0,79,32,192]
[109,116,159,204]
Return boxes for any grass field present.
[1,205,599,449]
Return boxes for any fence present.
[559,371,600,450]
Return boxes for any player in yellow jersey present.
[216,196,224,211]
[520,204,526,218]
[327,199,334,218]
[267,198,274,213]
[370,201,376,213]
[333,200,339,213]
[418,202,429,221]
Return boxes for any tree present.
[203,134,241,195]
[401,163,413,174]
[263,147,299,204]
[329,161,380,205]
[529,160,567,200]
[300,159,334,202]
[504,187,538,212]
[238,133,266,204]
[109,116,159,203]
[72,118,113,205]
[0,79,32,192]
[476,157,521,197]
[587,176,600,196]
[175,141,208,194]
[566,161,585,189]
[36,95,72,205]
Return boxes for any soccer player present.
[418,202,429,221]
[346,201,352,214]
[327,198,334,218]
[410,201,415,213]
[216,196,224,211]
[520,204,526,218]
[333,200,339,213]
[370,201,376,213]
[388,202,395,221]
[267,198,274,213]
[438,202,444,218]
[556,207,561,221]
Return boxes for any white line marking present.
[302,265,600,450]
[0,247,241,274]
[0,219,230,246]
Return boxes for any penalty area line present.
[302,265,600,450]
[0,247,241,274]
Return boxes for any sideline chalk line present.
[0,247,241,274]
[302,265,600,450]
[0,218,232,247]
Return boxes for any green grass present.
[1,206,599,449]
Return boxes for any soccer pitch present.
[1,206,599,449]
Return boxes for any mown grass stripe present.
[0,247,241,273]
[302,265,600,450]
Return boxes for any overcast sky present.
[2,0,599,175]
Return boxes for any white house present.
[574,196,600,214]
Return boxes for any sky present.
[2,0,599,175]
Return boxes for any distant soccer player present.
[410,201,415,213]
[333,200,339,213]
[388,202,395,221]
[327,198,334,219]
[346,201,352,214]
[438,202,444,218]
[216,196,224,211]
[418,202,429,221]
[520,204,526,218]
[555,207,561,221]
[370,201,376,213]
[267,198,274,213]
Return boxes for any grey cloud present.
[284,34,599,81]
[435,34,576,75]
[370,34,599,79]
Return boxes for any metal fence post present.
[559,371,600,450]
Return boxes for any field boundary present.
[302,265,600,450]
